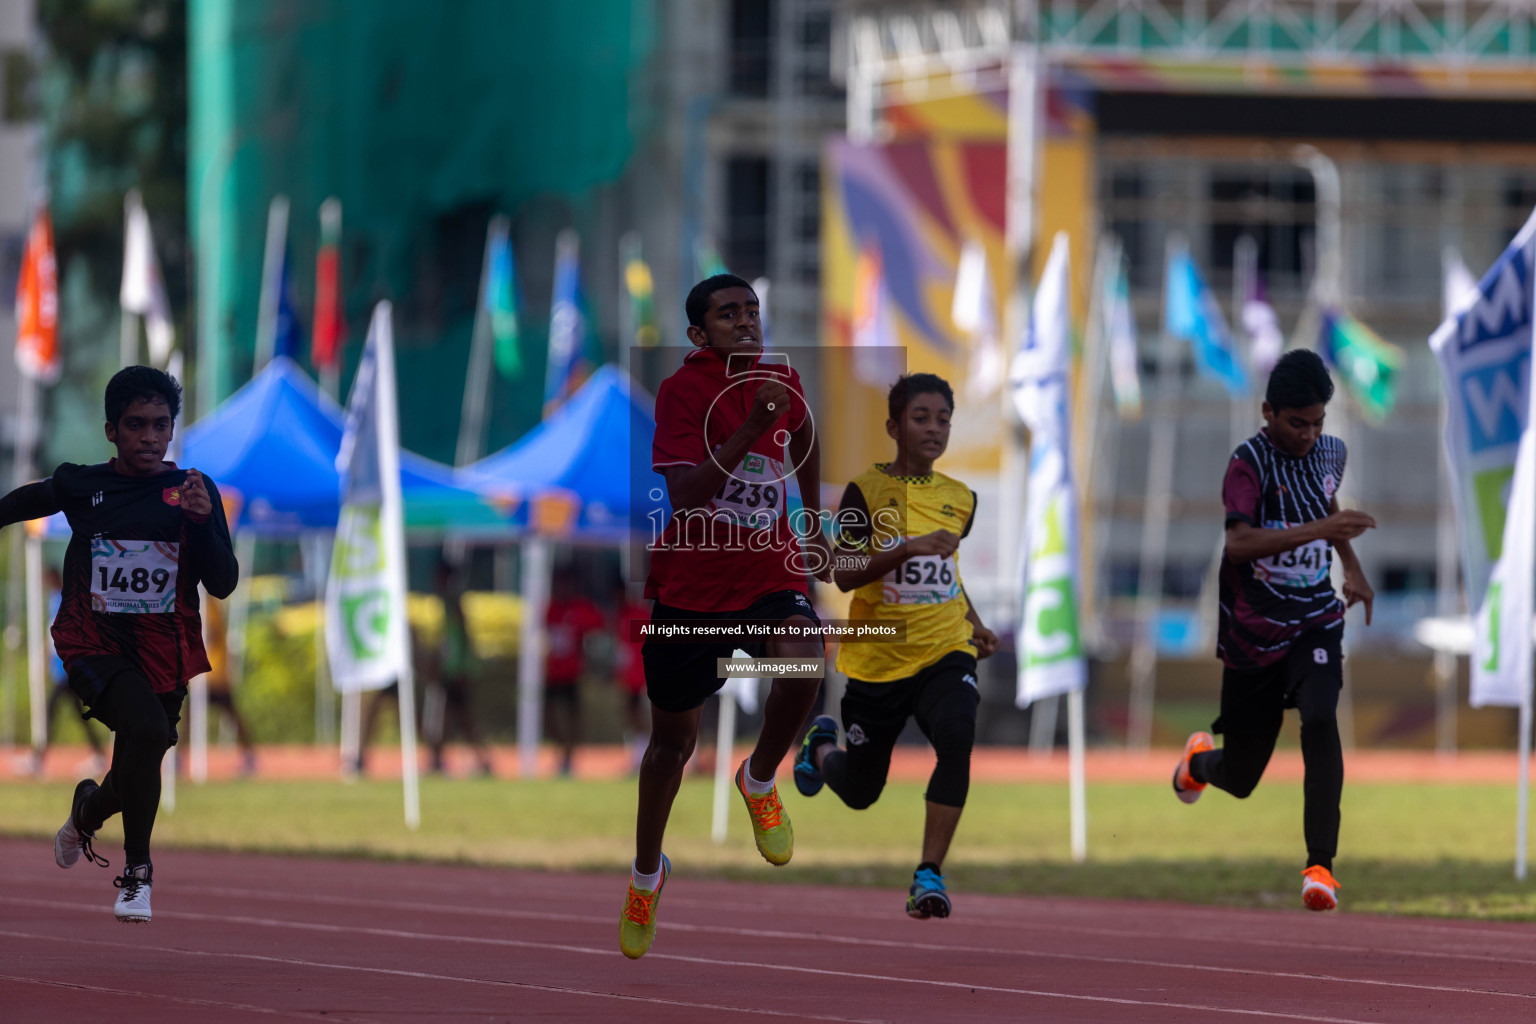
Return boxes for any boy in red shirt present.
[620,275,828,959]
[543,569,604,775]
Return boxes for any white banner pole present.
[1518,665,1533,881]
[517,537,552,778]
[711,685,738,844]
[189,673,208,783]
[1067,686,1087,862]
[25,533,45,756]
[370,304,419,829]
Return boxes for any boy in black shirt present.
[0,366,238,922]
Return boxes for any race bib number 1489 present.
[90,540,179,614]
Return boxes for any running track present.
[2,839,1534,1022]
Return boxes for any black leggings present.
[1190,632,1344,870]
[70,657,184,866]
[823,651,980,810]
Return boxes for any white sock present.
[742,760,777,794]
[631,859,663,891]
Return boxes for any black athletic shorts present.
[1213,626,1343,735]
[841,650,979,763]
[67,654,187,747]
[642,589,821,713]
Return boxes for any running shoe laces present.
[80,834,109,869]
[743,789,784,831]
[624,885,657,926]
[114,869,149,900]
[914,866,945,892]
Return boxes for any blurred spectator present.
[614,585,650,772]
[202,594,256,776]
[33,565,106,774]
[545,568,604,776]
[424,557,493,777]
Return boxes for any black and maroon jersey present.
[0,460,238,692]
[1217,431,1346,671]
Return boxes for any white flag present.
[1430,207,1536,707]
[1104,250,1142,419]
[1444,247,1480,320]
[120,190,175,366]
[953,240,1002,400]
[1009,232,1085,706]
[326,303,412,693]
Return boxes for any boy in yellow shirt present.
[795,373,998,918]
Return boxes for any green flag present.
[1320,310,1403,421]
[484,223,521,378]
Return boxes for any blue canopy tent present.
[463,363,670,542]
[177,356,509,535]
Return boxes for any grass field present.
[3,775,1533,920]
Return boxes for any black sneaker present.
[793,715,839,797]
[55,779,108,869]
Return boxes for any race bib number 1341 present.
[90,539,179,613]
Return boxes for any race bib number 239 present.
[90,539,179,613]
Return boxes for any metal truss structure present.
[842,0,1536,135]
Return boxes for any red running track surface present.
[2,836,1535,1022]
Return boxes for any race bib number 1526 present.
[90,540,179,614]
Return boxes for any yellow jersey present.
[835,463,977,683]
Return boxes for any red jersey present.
[545,595,605,685]
[646,348,811,611]
[614,600,649,695]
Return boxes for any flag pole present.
[369,303,419,828]
[253,196,289,373]
[454,217,504,470]
[517,536,553,778]
[711,680,739,843]
[1518,665,1532,880]
[1127,235,1183,752]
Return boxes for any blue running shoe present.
[906,865,951,920]
[793,715,839,797]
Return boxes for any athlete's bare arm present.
[1328,497,1375,625]
[959,585,999,658]
[831,483,958,592]
[786,416,832,582]
[1224,507,1375,564]
[662,380,787,511]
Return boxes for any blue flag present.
[1165,243,1249,395]
[273,246,303,362]
[543,230,588,416]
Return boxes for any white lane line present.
[0,901,1478,1023]
[0,971,375,1022]
[0,928,892,1024]
[65,882,1536,980]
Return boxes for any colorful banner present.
[1320,309,1404,422]
[327,303,410,693]
[1011,232,1084,707]
[1166,240,1249,395]
[1430,207,1536,707]
[15,205,58,384]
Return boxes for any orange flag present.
[16,205,58,383]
